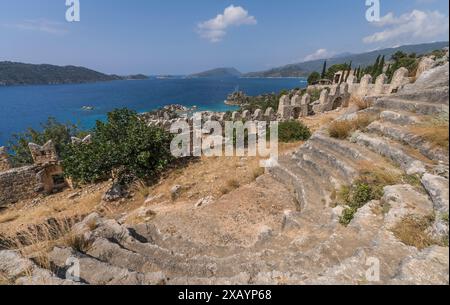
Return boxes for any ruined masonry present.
[0,141,66,207]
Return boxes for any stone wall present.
[0,165,41,207]
[0,147,12,172]
[0,141,67,208]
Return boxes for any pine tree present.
[321,60,327,79]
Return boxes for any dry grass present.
[132,179,150,198]
[392,215,435,250]
[328,114,378,139]
[357,160,402,186]
[220,179,241,195]
[252,167,265,180]
[328,120,355,139]
[0,218,85,270]
[351,96,371,110]
[410,122,449,150]
[0,213,20,224]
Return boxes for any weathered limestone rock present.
[389,67,410,93]
[195,196,214,208]
[241,110,251,120]
[421,174,449,213]
[231,111,241,121]
[373,73,387,95]
[28,140,58,165]
[277,95,291,120]
[346,75,356,84]
[300,94,310,117]
[0,250,77,285]
[71,135,92,145]
[264,107,274,120]
[358,74,372,96]
[253,109,263,120]
[256,225,273,243]
[170,184,182,200]
[391,246,449,285]
[103,183,128,202]
[291,95,302,106]
[48,247,167,285]
[281,210,301,230]
[0,146,12,172]
[380,111,421,125]
[415,57,435,79]
[381,185,434,229]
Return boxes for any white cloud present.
[303,49,335,61]
[363,10,449,44]
[5,19,68,35]
[198,5,257,43]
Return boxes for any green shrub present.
[339,207,357,226]
[278,121,312,143]
[63,108,173,185]
[307,72,321,85]
[7,117,85,167]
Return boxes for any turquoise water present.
[0,77,306,145]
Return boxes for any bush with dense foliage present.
[307,71,321,85]
[8,117,84,167]
[278,120,312,143]
[62,109,173,185]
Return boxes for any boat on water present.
[81,106,95,111]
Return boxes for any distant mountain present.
[188,67,242,78]
[0,62,147,86]
[244,41,449,78]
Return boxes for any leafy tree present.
[325,63,350,80]
[307,71,321,85]
[63,109,174,185]
[387,52,419,81]
[7,117,84,167]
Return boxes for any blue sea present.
[0,77,306,145]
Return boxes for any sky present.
[0,0,449,75]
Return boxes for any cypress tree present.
[321,60,327,79]
[378,56,385,75]
[345,61,353,82]
[372,55,381,76]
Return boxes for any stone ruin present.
[0,141,67,208]
[0,147,12,172]
[276,65,422,121]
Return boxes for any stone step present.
[388,246,449,285]
[301,140,359,184]
[367,121,448,164]
[395,87,449,105]
[0,250,80,285]
[48,247,167,285]
[86,217,295,279]
[351,131,430,175]
[168,272,251,285]
[374,97,449,116]
[379,110,422,125]
[129,222,245,259]
[268,158,308,210]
